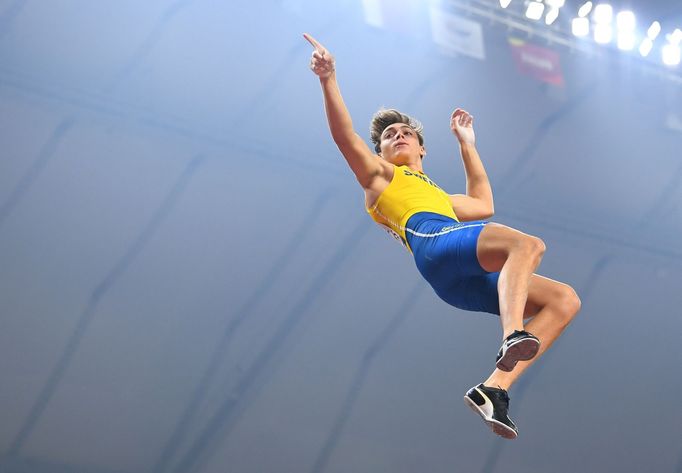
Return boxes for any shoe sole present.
[463,396,518,439]
[496,338,540,372]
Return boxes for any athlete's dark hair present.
[369,108,424,153]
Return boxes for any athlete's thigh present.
[523,274,572,319]
[476,223,538,273]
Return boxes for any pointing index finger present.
[303,33,325,52]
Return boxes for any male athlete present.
[304,33,581,439]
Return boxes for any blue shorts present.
[405,212,500,315]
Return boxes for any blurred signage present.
[509,37,564,85]
[429,7,485,60]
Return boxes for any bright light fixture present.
[499,0,512,8]
[546,0,565,8]
[593,4,613,24]
[647,21,661,40]
[616,11,635,31]
[662,43,681,66]
[525,1,545,20]
[578,2,593,18]
[670,29,682,45]
[639,37,653,56]
[594,23,612,44]
[617,32,636,50]
[572,17,590,36]
[545,8,560,25]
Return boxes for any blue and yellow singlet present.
[366,165,458,251]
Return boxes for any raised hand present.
[450,108,476,146]
[304,33,335,79]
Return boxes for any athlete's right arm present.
[304,33,383,188]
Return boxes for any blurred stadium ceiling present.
[431,0,682,80]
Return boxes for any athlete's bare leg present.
[483,274,581,389]
[474,223,581,388]
[475,223,547,339]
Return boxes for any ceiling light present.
[639,37,653,56]
[616,11,635,31]
[662,43,681,66]
[670,28,682,45]
[594,24,612,44]
[545,8,560,25]
[578,2,593,18]
[647,21,661,40]
[525,1,545,20]
[593,4,613,24]
[572,17,590,36]
[546,0,565,8]
[617,32,636,50]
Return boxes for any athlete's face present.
[379,123,425,163]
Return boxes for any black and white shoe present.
[495,330,540,372]
[464,384,518,439]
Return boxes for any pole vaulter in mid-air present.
[304,33,581,439]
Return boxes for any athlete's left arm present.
[448,109,494,221]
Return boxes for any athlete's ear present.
[420,146,426,159]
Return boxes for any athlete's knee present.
[552,284,581,324]
[513,235,546,261]
[530,236,546,257]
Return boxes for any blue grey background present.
[0,1,681,472]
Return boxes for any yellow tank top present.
[366,165,459,251]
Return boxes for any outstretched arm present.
[304,33,382,188]
[448,108,495,221]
